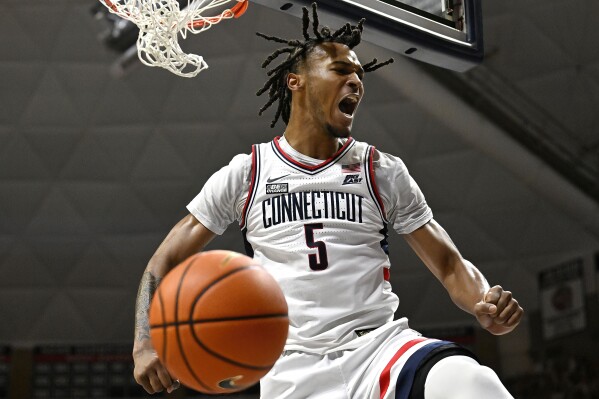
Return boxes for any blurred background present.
[0,0,598,398]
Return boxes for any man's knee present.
[424,356,513,399]
[464,363,509,395]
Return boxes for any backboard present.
[253,0,484,72]
[93,0,483,76]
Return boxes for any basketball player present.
[132,4,523,398]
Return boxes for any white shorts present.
[260,319,470,399]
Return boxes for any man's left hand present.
[473,285,524,335]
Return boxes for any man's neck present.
[283,118,342,160]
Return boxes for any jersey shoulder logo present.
[342,174,363,185]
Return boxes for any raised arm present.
[133,213,216,394]
[403,219,523,336]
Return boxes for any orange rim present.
[189,0,249,28]
[103,0,118,13]
[101,0,250,29]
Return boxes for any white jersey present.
[187,136,433,354]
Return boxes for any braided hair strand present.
[256,2,394,128]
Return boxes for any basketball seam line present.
[189,265,280,371]
[174,257,213,392]
[158,290,167,369]
[149,313,289,328]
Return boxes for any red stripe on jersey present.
[368,146,386,218]
[383,267,390,281]
[272,136,354,171]
[239,145,257,228]
[379,338,429,399]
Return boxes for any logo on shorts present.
[342,174,362,185]
[266,183,288,194]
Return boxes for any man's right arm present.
[132,213,217,394]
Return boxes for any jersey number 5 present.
[304,223,329,270]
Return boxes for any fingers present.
[134,373,155,394]
[148,371,166,393]
[156,365,174,390]
[499,300,523,327]
[483,285,503,306]
[473,285,506,316]
[167,379,181,393]
[133,352,177,394]
[476,285,524,333]
[494,289,513,314]
[483,286,512,318]
[134,369,163,394]
[474,301,497,315]
[137,368,174,394]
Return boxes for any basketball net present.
[99,0,249,77]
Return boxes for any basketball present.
[149,250,289,394]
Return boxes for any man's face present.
[298,42,365,138]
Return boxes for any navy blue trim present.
[394,341,449,399]
[379,223,389,255]
[241,227,254,257]
[408,344,479,399]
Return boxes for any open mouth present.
[338,95,359,117]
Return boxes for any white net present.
[99,0,247,77]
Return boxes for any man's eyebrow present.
[331,60,365,75]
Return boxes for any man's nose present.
[347,75,363,92]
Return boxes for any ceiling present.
[0,0,598,346]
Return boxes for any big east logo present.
[342,174,362,185]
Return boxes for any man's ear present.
[287,72,304,91]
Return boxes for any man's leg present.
[423,355,513,399]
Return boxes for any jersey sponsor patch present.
[342,174,363,185]
[266,183,288,194]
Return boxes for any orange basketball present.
[149,250,289,394]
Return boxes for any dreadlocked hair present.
[256,2,394,128]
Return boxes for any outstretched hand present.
[474,285,523,335]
